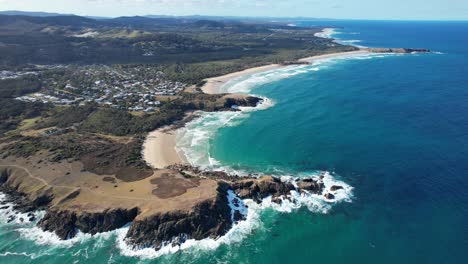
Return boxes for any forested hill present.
[0,14,355,66]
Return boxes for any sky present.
[0,0,467,20]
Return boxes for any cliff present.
[126,183,232,248]
[39,207,139,239]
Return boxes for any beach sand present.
[201,64,283,94]
[142,127,187,169]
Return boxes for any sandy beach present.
[201,64,283,94]
[201,50,368,94]
[142,127,187,169]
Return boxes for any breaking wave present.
[315,27,367,48]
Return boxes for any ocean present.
[1,20,468,263]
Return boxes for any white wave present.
[315,27,367,48]
[269,171,354,214]
[0,194,45,226]
[17,224,117,248]
[339,39,362,43]
[176,97,274,173]
[219,65,311,94]
[116,190,263,259]
[227,190,248,222]
[218,51,398,96]
[0,251,43,259]
[314,28,338,39]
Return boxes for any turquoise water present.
[2,21,468,263]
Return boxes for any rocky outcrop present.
[125,182,232,249]
[38,207,139,239]
[330,185,343,191]
[223,96,261,109]
[367,48,430,54]
[230,176,295,203]
[229,175,327,203]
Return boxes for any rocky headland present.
[365,47,431,53]
[0,158,344,249]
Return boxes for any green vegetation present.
[0,76,49,135]
[0,14,356,70]
[0,76,42,97]
[39,104,97,129]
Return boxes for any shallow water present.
[1,20,468,263]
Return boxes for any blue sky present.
[0,0,467,20]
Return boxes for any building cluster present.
[15,65,187,112]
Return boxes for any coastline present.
[143,49,370,169]
[201,64,283,94]
[201,49,368,95]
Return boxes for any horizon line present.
[0,9,467,22]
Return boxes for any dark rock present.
[38,207,139,240]
[330,185,343,191]
[223,96,261,109]
[324,193,335,200]
[230,176,295,203]
[233,210,244,223]
[271,197,283,204]
[7,215,15,223]
[297,178,323,194]
[296,177,325,194]
[0,205,9,209]
[0,169,8,184]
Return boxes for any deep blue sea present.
[1,20,468,263]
